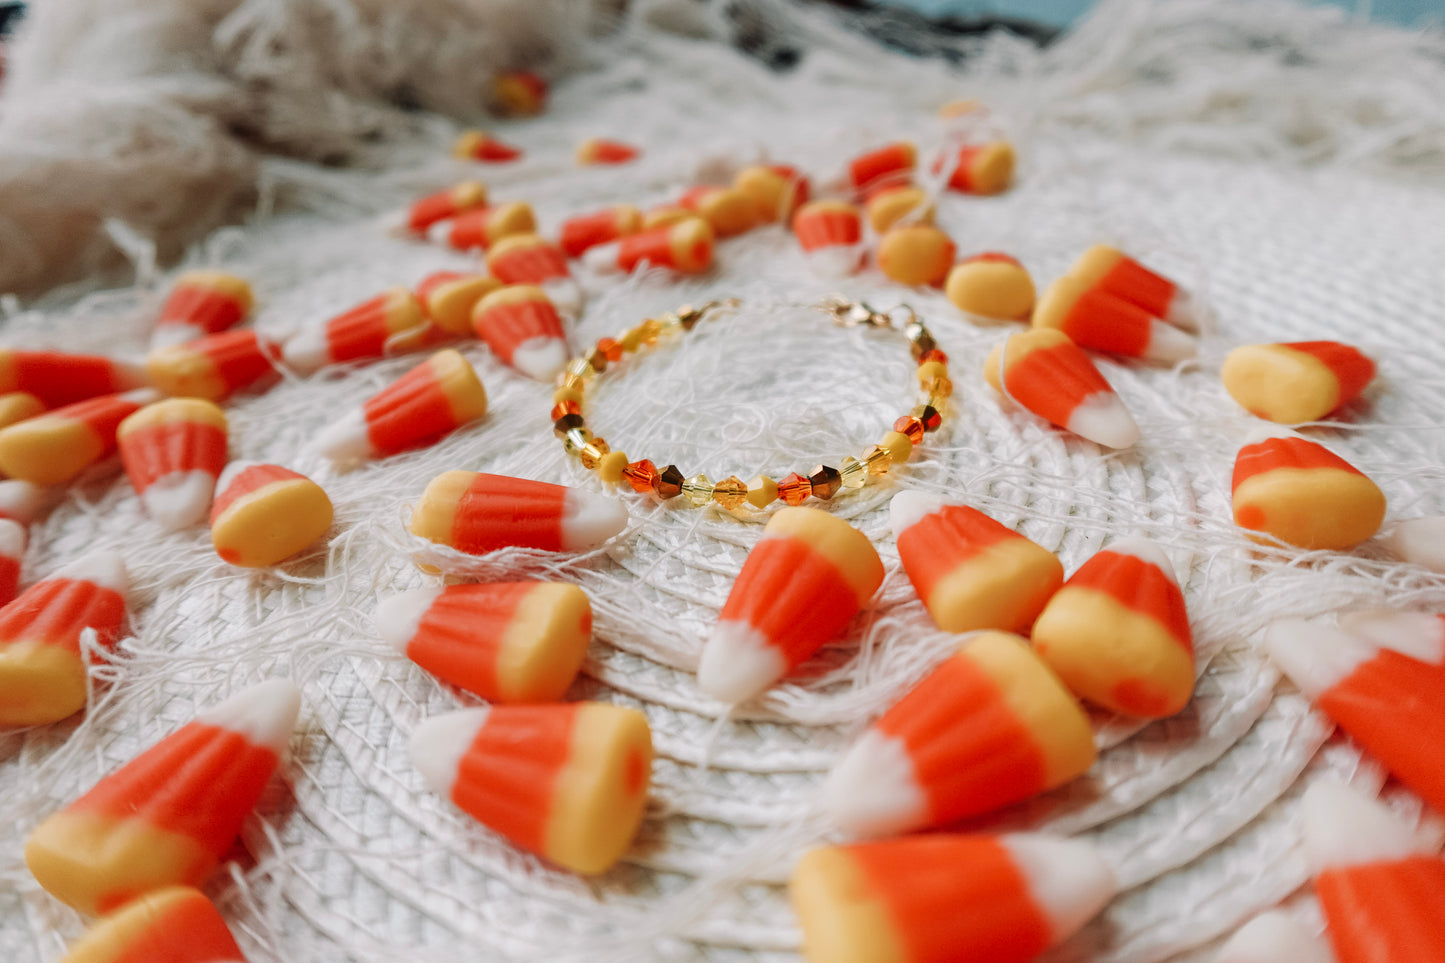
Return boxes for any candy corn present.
[0,550,128,727]
[377,581,591,703]
[823,631,1095,835]
[677,186,758,238]
[1264,619,1445,811]
[282,288,432,375]
[864,185,935,234]
[938,141,1015,195]
[1338,608,1445,665]
[117,398,229,531]
[55,886,245,963]
[791,832,1115,963]
[0,391,43,430]
[1221,341,1376,424]
[146,329,283,401]
[0,519,25,606]
[792,200,864,279]
[409,471,628,556]
[559,205,644,259]
[1033,276,1197,364]
[1068,244,1196,332]
[1216,912,1334,963]
[877,225,956,287]
[890,491,1064,635]
[576,138,639,165]
[583,218,715,276]
[1302,781,1445,963]
[485,234,582,317]
[0,478,58,524]
[405,181,488,234]
[984,328,1140,449]
[442,202,536,251]
[315,349,487,466]
[845,141,916,199]
[0,388,157,486]
[25,679,300,914]
[642,206,694,231]
[151,271,254,349]
[698,507,883,704]
[0,350,146,409]
[470,284,569,381]
[1232,435,1386,550]
[946,252,1036,320]
[1384,516,1445,574]
[415,271,502,336]
[733,164,809,223]
[210,463,333,567]
[409,702,651,874]
[454,131,522,163]
[1032,537,1194,718]
[493,70,547,116]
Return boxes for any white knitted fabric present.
[4,1,1445,961]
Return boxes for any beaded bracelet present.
[549,296,951,510]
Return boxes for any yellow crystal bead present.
[681,473,714,506]
[712,476,747,510]
[880,429,913,463]
[746,475,778,509]
[916,360,948,385]
[580,438,611,469]
[862,445,892,475]
[597,450,629,483]
[922,377,954,398]
[553,385,583,406]
[638,318,664,346]
[565,357,596,380]
[618,327,644,352]
[925,391,950,411]
[558,371,587,392]
[839,456,868,489]
[564,427,594,454]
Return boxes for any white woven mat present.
[4,2,1445,960]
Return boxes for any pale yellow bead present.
[597,450,629,483]
[881,430,913,463]
[681,473,713,506]
[746,475,778,508]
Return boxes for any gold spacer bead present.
[746,475,778,508]
[712,476,748,510]
[681,473,714,507]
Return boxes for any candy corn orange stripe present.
[1004,343,1113,427]
[475,301,564,363]
[1060,290,1152,356]
[119,422,228,492]
[561,209,630,257]
[1066,552,1191,647]
[363,363,459,455]
[452,704,578,853]
[794,209,861,251]
[1231,437,1364,491]
[0,578,125,654]
[850,144,915,195]
[196,330,279,395]
[160,287,247,336]
[2,351,131,408]
[104,889,245,963]
[326,294,413,363]
[490,241,568,284]
[896,505,1017,605]
[1099,257,1176,318]
[1316,858,1445,963]
[718,537,862,669]
[1285,341,1376,404]
[409,584,537,697]
[210,465,306,521]
[451,474,568,554]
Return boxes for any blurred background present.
[876,0,1442,28]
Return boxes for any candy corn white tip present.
[142,470,217,531]
[1144,319,1197,363]
[1000,834,1117,941]
[581,242,621,274]
[804,246,864,279]
[1302,780,1426,874]
[510,337,569,382]
[1337,609,1445,664]
[409,707,492,798]
[113,359,150,391]
[281,329,329,374]
[1385,516,1445,574]
[197,678,302,757]
[1165,292,1199,333]
[541,279,583,318]
[150,323,206,350]
[822,729,926,836]
[120,387,163,406]
[1103,536,1178,583]
[1066,392,1141,449]
[0,518,26,557]
[1217,912,1334,963]
[54,549,129,595]
[697,620,788,704]
[315,409,375,466]
[561,490,628,551]
[0,479,53,524]
[374,587,445,655]
[1262,619,1373,701]
[888,489,947,538]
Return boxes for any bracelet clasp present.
[820,297,915,331]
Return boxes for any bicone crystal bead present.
[550,400,581,421]
[681,473,714,506]
[597,337,624,362]
[565,357,596,380]
[580,438,611,469]
[554,412,586,437]
[911,404,942,432]
[922,376,953,398]
[623,459,658,493]
[777,472,812,506]
[654,464,685,498]
[808,465,842,500]
[553,385,583,406]
[638,318,664,346]
[618,327,644,353]
[712,476,748,510]
[905,322,937,359]
[587,348,609,373]
[862,445,892,475]
[839,456,868,489]
[893,415,925,445]
[918,348,949,365]
[564,427,594,454]
[746,475,778,509]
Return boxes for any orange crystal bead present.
[918,348,949,365]
[624,459,658,493]
[778,472,812,506]
[894,415,926,445]
[712,476,748,510]
[911,404,943,432]
[597,337,623,363]
[550,400,582,421]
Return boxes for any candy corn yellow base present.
[212,478,334,567]
[790,848,908,963]
[546,704,653,874]
[0,642,88,726]
[496,583,592,702]
[0,418,105,486]
[145,348,229,400]
[1220,344,1341,423]
[1233,468,1386,550]
[409,469,472,546]
[924,538,1064,634]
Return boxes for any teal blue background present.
[878,0,1444,28]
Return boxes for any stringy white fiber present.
[4,1,1445,961]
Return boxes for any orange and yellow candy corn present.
[210,463,333,567]
[0,519,24,606]
[946,252,1036,320]
[583,218,715,276]
[0,391,43,430]
[985,329,1140,449]
[576,138,639,165]
[1384,516,1445,574]
[890,491,1063,635]
[410,471,627,556]
[442,202,536,251]
[642,206,693,231]
[1232,435,1385,550]
[485,234,581,317]
[118,398,229,532]
[791,832,1115,963]
[845,141,916,199]
[55,886,245,963]
[470,284,569,381]
[315,349,487,466]
[877,224,956,287]
[1033,276,1197,364]
[26,679,300,914]
[454,131,522,163]
[0,550,127,727]
[1221,341,1375,424]
[824,631,1095,836]
[733,164,810,223]
[377,581,591,703]
[0,389,157,486]
[1266,620,1445,813]
[493,70,547,116]
[792,200,864,279]
[938,141,1015,195]
[698,507,883,704]
[151,271,253,349]
[0,350,146,409]
[405,181,488,234]
[1069,244,1196,331]
[146,329,283,401]
[409,702,651,874]
[282,288,431,375]
[559,205,643,259]
[1303,781,1445,963]
[1032,537,1194,718]
[414,271,502,337]
[678,185,758,238]
[1216,912,1333,963]
[865,185,935,234]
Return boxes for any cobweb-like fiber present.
[3,1,1445,961]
